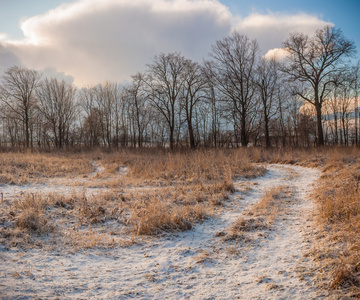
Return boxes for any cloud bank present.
[0,0,333,86]
[233,12,332,51]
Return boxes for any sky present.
[0,0,359,86]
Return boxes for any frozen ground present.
[0,164,325,299]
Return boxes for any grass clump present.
[126,188,212,235]
[128,197,193,235]
[12,193,53,233]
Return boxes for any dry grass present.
[193,250,212,263]
[2,146,360,297]
[251,186,289,221]
[247,146,359,168]
[0,152,93,184]
[0,189,125,248]
[0,185,216,247]
[224,186,290,241]
[313,154,360,296]
[10,193,54,234]
[100,148,265,185]
[0,148,266,249]
[62,228,135,250]
[128,197,194,235]
[127,190,210,235]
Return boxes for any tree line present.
[0,25,358,149]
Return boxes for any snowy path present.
[0,164,323,299]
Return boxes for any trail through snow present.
[0,164,324,299]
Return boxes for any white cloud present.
[0,1,334,86]
[232,12,333,51]
[263,48,289,61]
[2,0,231,86]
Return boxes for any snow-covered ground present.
[0,164,325,299]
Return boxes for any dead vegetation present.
[0,152,93,184]
[241,147,360,297]
[2,147,359,298]
[100,148,265,185]
[252,147,360,297]
[0,148,264,249]
[223,186,290,241]
[313,153,360,297]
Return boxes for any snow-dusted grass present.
[1,147,359,298]
[224,185,291,241]
[0,156,324,299]
[1,149,265,243]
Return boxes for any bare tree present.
[78,83,123,147]
[283,26,356,146]
[124,73,152,147]
[0,103,22,147]
[79,87,101,146]
[327,85,341,144]
[202,61,222,147]
[352,61,360,146]
[182,60,207,148]
[37,78,77,148]
[210,32,259,147]
[146,52,186,149]
[94,82,122,147]
[0,66,41,148]
[276,87,292,147]
[254,57,281,147]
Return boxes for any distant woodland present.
[0,25,359,149]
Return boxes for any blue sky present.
[0,0,358,85]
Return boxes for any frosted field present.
[0,164,330,299]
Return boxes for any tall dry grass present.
[0,152,93,184]
[314,153,360,295]
[1,189,128,248]
[100,148,265,184]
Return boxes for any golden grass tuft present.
[12,193,53,233]
[127,192,210,235]
[329,264,360,290]
[16,209,50,232]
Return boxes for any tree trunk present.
[187,119,196,149]
[264,114,270,148]
[240,114,248,147]
[315,103,324,146]
[169,127,174,149]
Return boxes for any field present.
[0,148,359,299]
